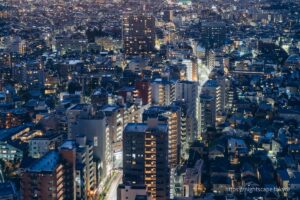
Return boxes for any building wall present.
[29,134,64,158]
[75,138,96,199]
[72,117,112,179]
[135,80,151,105]
[20,165,64,200]
[175,81,199,141]
[123,123,169,200]
[151,81,175,106]
[60,146,77,200]
[123,13,156,55]
[117,185,151,200]
[0,142,23,161]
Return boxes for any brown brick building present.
[20,141,76,200]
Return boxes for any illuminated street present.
[104,172,122,200]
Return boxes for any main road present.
[93,171,122,200]
[105,171,122,200]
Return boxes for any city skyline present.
[0,0,300,200]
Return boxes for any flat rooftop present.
[101,105,120,112]
[124,123,168,133]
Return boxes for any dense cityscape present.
[0,0,300,199]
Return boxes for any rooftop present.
[69,104,89,111]
[28,151,60,173]
[0,123,33,141]
[30,132,62,141]
[101,104,120,112]
[124,123,168,133]
[0,182,17,197]
[60,140,76,150]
